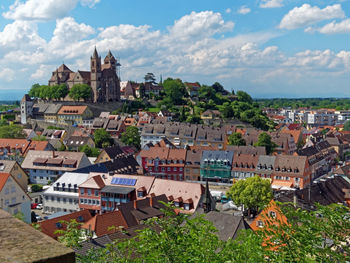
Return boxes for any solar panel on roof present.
[111,177,137,186]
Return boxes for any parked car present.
[31,203,38,209]
[35,215,43,221]
[36,204,43,210]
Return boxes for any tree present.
[79,145,100,157]
[344,120,350,131]
[236,90,253,104]
[144,73,156,84]
[121,126,141,150]
[0,125,25,139]
[139,83,146,98]
[69,84,92,102]
[228,132,246,146]
[55,219,87,249]
[212,82,227,94]
[28,83,41,98]
[162,78,186,106]
[94,128,113,148]
[254,132,277,154]
[31,184,43,192]
[227,176,273,215]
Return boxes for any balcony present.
[101,197,108,201]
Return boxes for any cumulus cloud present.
[225,8,231,14]
[260,0,283,8]
[238,6,251,15]
[168,11,234,40]
[316,19,350,34]
[2,0,100,21]
[1,10,350,96]
[3,0,79,21]
[279,4,345,30]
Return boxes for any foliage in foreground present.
[52,202,350,263]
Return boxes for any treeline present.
[258,98,350,110]
[28,83,92,102]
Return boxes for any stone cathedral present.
[48,47,120,103]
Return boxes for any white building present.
[20,94,34,125]
[0,173,31,223]
[22,151,91,185]
[42,172,90,214]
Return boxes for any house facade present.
[0,172,31,223]
[200,151,234,183]
[57,105,93,126]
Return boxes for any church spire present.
[107,50,113,58]
[92,46,98,58]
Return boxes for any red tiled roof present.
[39,210,93,239]
[82,211,128,237]
[0,172,10,192]
[58,106,88,115]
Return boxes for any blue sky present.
[0,0,350,99]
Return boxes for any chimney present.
[133,200,137,209]
[52,150,55,158]
[149,196,153,207]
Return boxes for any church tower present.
[104,50,117,71]
[90,47,102,103]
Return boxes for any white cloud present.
[316,19,350,34]
[279,4,345,30]
[238,6,251,15]
[2,0,100,21]
[80,0,100,8]
[31,64,53,79]
[3,0,79,21]
[168,11,234,40]
[225,8,231,14]
[260,0,283,8]
[0,68,15,81]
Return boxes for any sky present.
[1,0,350,99]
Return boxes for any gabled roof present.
[79,175,105,189]
[0,172,10,192]
[193,209,251,241]
[57,64,73,73]
[82,211,128,237]
[39,210,93,239]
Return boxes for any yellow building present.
[57,105,93,126]
[44,104,62,123]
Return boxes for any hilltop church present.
[48,48,121,103]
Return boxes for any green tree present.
[55,219,87,249]
[161,78,186,106]
[0,125,26,139]
[31,184,43,192]
[228,132,246,146]
[14,212,25,222]
[28,83,41,98]
[236,90,253,104]
[79,145,100,157]
[227,175,273,215]
[121,126,141,150]
[344,120,350,131]
[94,128,113,148]
[69,84,92,102]
[144,72,156,84]
[254,132,277,154]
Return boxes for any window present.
[184,204,190,210]
[174,167,177,172]
[167,167,171,172]
[51,196,55,201]
[4,187,9,195]
[80,188,84,195]
[137,191,144,198]
[4,199,9,206]
[269,211,276,218]
[88,189,91,196]
[11,186,15,193]
[77,215,84,222]
[94,190,99,197]
[11,197,16,204]
[57,197,60,202]
[88,199,92,204]
[96,200,100,205]
[56,222,63,229]
[179,168,183,172]
[257,220,264,228]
